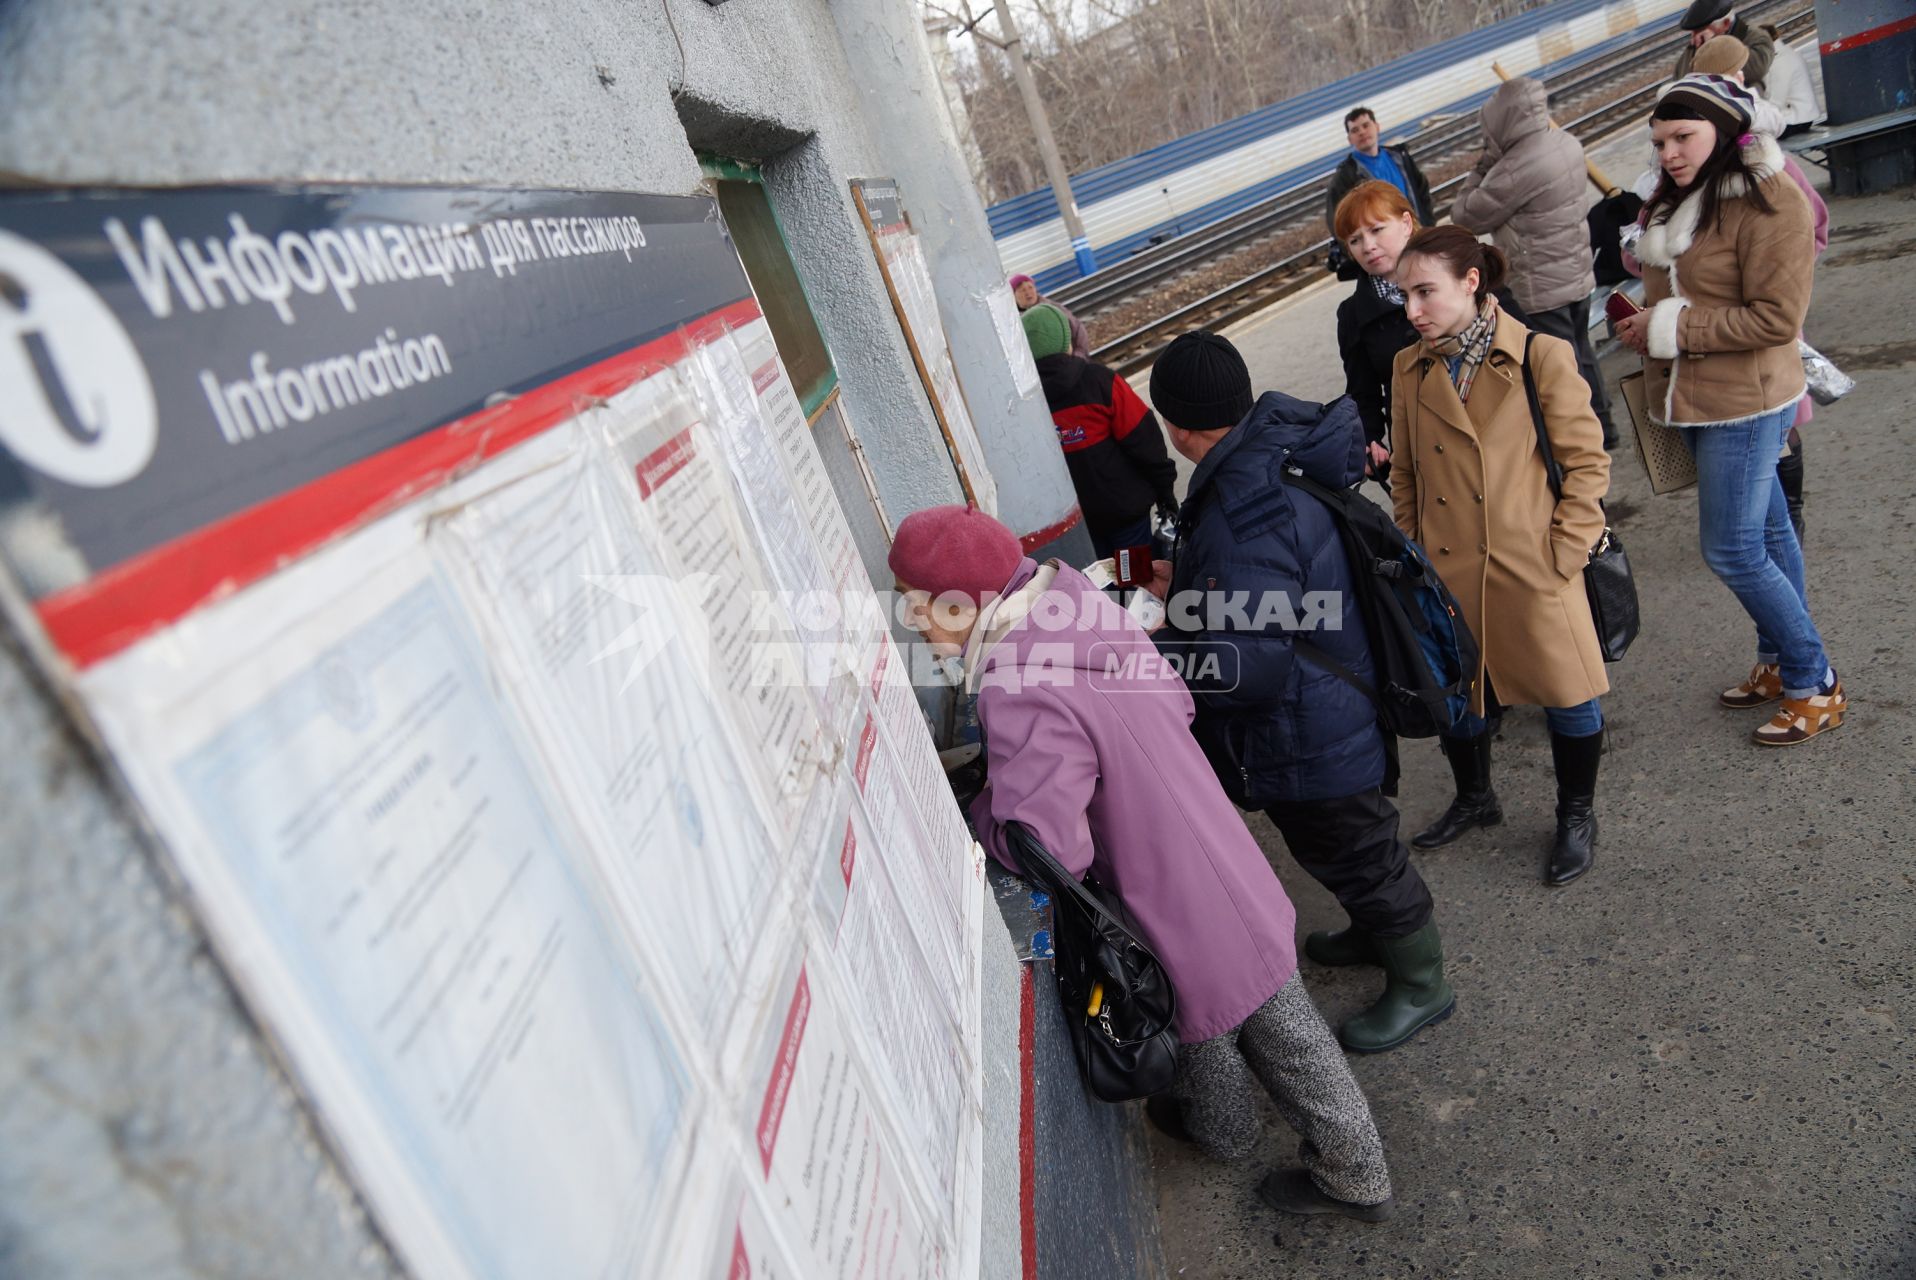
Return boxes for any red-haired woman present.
[1334,181,1526,484]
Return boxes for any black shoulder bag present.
[1521,334,1641,662]
[1005,821,1178,1103]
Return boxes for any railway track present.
[1074,3,1815,377]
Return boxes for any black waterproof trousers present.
[1263,788,1434,940]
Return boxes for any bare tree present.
[930,0,1561,205]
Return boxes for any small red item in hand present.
[1112,546,1153,588]
[1604,290,1643,326]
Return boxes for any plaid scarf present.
[1427,294,1501,403]
[1371,274,1405,306]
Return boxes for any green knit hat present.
[1021,302,1072,360]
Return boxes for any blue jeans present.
[1091,513,1154,560]
[1683,406,1830,695]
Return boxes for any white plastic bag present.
[1800,338,1856,406]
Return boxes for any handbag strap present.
[1519,333,1566,504]
[1005,821,1149,953]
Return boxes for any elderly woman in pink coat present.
[889,503,1396,1223]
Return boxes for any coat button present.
[1435,443,1445,454]
[1474,493,1484,503]
[1478,542,1487,553]
[1438,496,1448,505]
[1439,546,1450,554]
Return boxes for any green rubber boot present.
[1304,925,1376,968]
[1337,922,1455,1054]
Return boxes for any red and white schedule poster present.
[749,962,947,1280]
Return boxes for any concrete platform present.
[1141,120,1916,1280]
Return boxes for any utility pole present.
[987,0,1098,278]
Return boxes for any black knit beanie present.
[1149,332,1254,432]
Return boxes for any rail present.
[1083,4,1816,376]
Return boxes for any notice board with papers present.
[850,178,998,517]
[0,184,985,1280]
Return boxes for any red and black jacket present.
[1036,353,1178,537]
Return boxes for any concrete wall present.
[0,0,1082,554]
[830,0,1091,554]
[0,1,1119,1276]
[0,621,404,1280]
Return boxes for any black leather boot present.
[1778,441,1806,543]
[1546,729,1603,886]
[1411,732,1500,850]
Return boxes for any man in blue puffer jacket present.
[1147,332,1454,1055]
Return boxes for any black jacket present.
[1336,277,1529,451]
[1324,144,1436,243]
[1035,353,1177,536]
[1158,393,1387,805]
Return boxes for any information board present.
[0,185,983,1280]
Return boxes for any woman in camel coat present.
[1388,226,1611,886]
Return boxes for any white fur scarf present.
[1635,133,1786,266]
[1636,133,1785,369]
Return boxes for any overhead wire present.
[660,0,688,98]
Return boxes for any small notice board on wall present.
[850,178,999,516]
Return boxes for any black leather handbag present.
[1006,822,1178,1103]
[1522,337,1641,663]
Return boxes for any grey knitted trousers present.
[1172,971,1392,1205]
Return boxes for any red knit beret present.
[888,504,1024,603]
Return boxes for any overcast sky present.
[922,0,1123,71]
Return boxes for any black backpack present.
[1281,469,1479,740]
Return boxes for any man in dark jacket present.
[1144,332,1453,1055]
[1672,0,1774,91]
[1324,108,1434,279]
[1024,302,1177,558]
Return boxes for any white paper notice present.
[602,372,826,833]
[429,431,786,1047]
[878,230,998,516]
[751,963,947,1280]
[989,284,1042,400]
[84,545,689,1280]
[765,378,886,692]
[739,322,868,603]
[712,1185,806,1280]
[866,638,974,868]
[849,711,968,991]
[810,797,969,1220]
[687,324,864,750]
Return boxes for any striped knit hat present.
[1654,73,1755,138]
